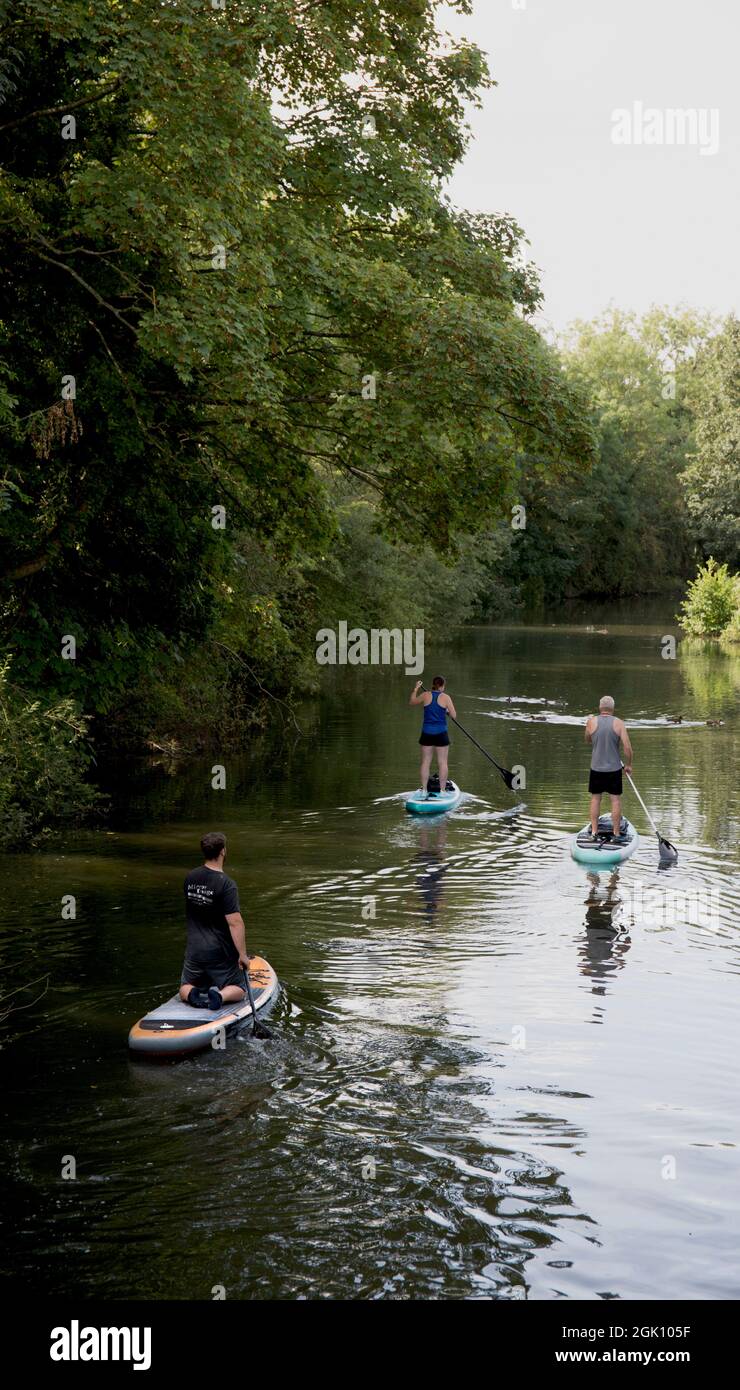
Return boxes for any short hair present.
[431,675,446,689]
[599,695,615,711]
[201,831,227,859]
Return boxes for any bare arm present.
[584,715,597,742]
[226,912,250,968]
[617,720,633,771]
[409,680,426,706]
[442,693,457,720]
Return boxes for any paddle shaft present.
[622,766,677,855]
[419,684,514,785]
[447,714,510,777]
[624,770,660,837]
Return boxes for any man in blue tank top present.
[409,675,457,797]
[584,696,633,840]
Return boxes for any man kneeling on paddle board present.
[584,697,633,840]
[180,832,251,1009]
[410,675,457,796]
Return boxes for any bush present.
[678,558,740,637]
[0,662,102,848]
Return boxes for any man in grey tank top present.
[584,696,633,840]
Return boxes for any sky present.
[440,0,739,334]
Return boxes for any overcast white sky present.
[440,0,739,333]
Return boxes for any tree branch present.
[2,546,59,581]
[28,245,137,333]
[0,78,123,134]
[87,319,146,435]
[211,640,303,734]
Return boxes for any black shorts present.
[419,732,450,747]
[180,952,244,991]
[589,768,623,796]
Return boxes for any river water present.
[1,603,738,1300]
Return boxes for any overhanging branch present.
[0,78,123,134]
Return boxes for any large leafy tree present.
[562,308,706,595]
[502,308,713,603]
[0,0,595,718]
[681,316,740,570]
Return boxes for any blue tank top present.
[422,690,447,734]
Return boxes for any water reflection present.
[411,821,449,923]
[579,871,632,1019]
[1,610,738,1301]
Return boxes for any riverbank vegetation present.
[0,662,101,845]
[678,560,740,641]
[1,2,737,833]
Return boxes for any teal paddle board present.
[405,780,462,815]
[571,816,639,866]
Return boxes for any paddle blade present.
[243,966,275,1039]
[658,836,678,863]
[500,767,517,791]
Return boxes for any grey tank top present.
[590,714,622,771]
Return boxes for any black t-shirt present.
[184,866,240,961]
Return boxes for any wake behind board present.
[571,816,639,867]
[128,955,279,1060]
[405,779,462,815]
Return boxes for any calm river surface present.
[1,602,738,1300]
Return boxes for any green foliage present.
[550,308,712,599]
[0,662,101,846]
[678,559,740,637]
[312,498,513,633]
[0,0,594,772]
[110,503,514,750]
[681,317,740,570]
[497,305,740,607]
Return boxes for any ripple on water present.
[1,616,738,1299]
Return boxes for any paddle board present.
[571,816,639,867]
[404,780,462,815]
[128,955,279,1059]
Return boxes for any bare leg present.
[590,793,601,835]
[610,795,622,836]
[437,748,449,791]
[420,746,432,792]
[180,982,197,1002]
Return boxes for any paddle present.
[242,961,273,1039]
[623,766,678,863]
[419,683,517,791]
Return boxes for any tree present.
[681,316,740,570]
[510,307,713,601]
[1,0,595,726]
